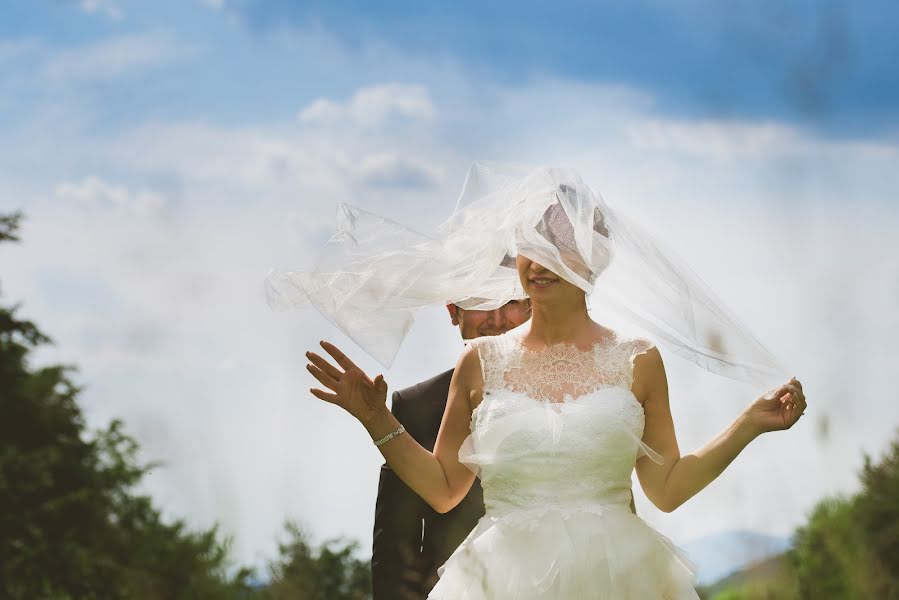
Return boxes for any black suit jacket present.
[371,369,485,599]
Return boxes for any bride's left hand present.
[744,377,807,434]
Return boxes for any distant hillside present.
[697,552,796,599]
[682,530,791,586]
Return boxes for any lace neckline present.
[470,328,654,431]
[471,329,638,405]
[511,329,620,358]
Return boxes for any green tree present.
[0,211,253,599]
[792,432,899,599]
[0,211,377,598]
[716,429,899,600]
[263,521,371,600]
[854,434,899,597]
[791,496,861,599]
[698,428,899,600]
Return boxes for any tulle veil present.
[266,161,788,391]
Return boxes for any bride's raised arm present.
[305,340,478,514]
[633,346,806,513]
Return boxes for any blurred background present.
[1,0,897,598]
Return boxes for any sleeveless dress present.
[427,330,699,599]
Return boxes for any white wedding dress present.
[427,329,699,599]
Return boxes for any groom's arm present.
[372,390,428,600]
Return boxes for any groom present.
[371,299,531,599]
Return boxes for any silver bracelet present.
[373,424,406,447]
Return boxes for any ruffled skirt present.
[427,504,698,599]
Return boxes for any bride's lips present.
[529,277,558,289]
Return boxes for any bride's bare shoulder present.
[631,344,667,406]
[452,343,485,389]
[448,343,485,414]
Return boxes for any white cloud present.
[355,153,441,188]
[298,83,436,127]
[37,33,195,86]
[79,0,124,21]
[626,118,804,160]
[56,175,170,217]
[35,119,445,211]
[624,115,899,164]
[297,98,342,123]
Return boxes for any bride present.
[274,163,807,598]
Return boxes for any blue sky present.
[1,0,898,578]
[236,0,899,133]
[5,0,898,137]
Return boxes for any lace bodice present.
[459,329,663,518]
[476,330,654,404]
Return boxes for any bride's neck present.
[526,296,593,346]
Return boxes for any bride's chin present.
[527,287,586,307]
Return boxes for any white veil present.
[266,162,789,390]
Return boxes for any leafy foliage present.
[261,521,371,600]
[700,429,899,600]
[791,435,899,599]
[854,435,899,597]
[0,214,255,598]
[698,553,798,600]
[0,210,372,598]
[0,210,22,242]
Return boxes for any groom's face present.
[447,300,531,340]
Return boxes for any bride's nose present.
[529,262,556,278]
[529,261,549,274]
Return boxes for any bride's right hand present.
[305,341,389,425]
